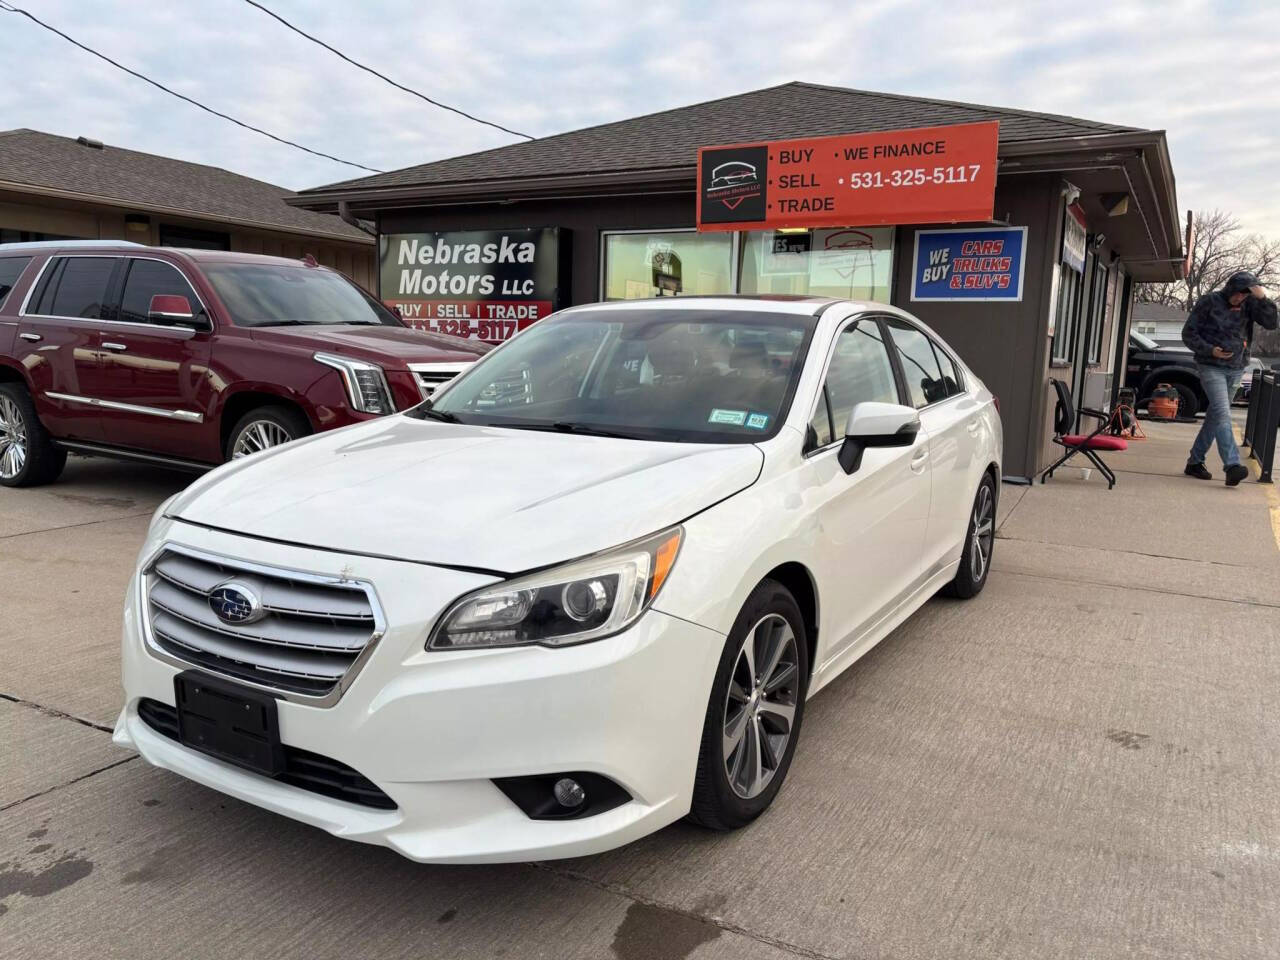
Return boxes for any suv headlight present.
[428,526,683,650]
[315,352,395,414]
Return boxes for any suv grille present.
[143,547,382,703]
[408,362,471,400]
[136,699,396,810]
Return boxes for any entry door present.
[802,317,931,666]
[884,317,983,574]
[95,258,215,462]
[16,255,120,442]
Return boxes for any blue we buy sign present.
[910,226,1027,301]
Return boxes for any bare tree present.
[1137,209,1280,307]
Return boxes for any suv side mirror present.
[838,402,921,474]
[149,294,199,327]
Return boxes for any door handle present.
[19,332,42,342]
[966,419,981,433]
[910,448,929,466]
[101,342,128,352]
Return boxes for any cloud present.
[0,0,1276,240]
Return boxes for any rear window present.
[0,256,31,309]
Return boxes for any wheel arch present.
[0,358,32,389]
[759,561,819,681]
[1139,365,1204,401]
[218,388,313,454]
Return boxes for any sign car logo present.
[698,145,769,225]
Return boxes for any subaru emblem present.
[209,581,265,625]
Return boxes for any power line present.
[0,1,384,173]
[240,0,534,141]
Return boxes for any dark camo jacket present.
[1181,291,1278,369]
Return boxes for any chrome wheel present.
[0,394,28,480]
[970,482,995,581]
[723,613,800,800]
[232,420,293,459]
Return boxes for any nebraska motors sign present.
[697,122,999,231]
[379,227,566,342]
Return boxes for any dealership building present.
[292,82,1183,479]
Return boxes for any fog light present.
[553,777,586,808]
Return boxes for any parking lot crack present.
[0,693,115,733]
[530,862,848,960]
[0,756,136,812]
[0,509,155,541]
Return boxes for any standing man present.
[1182,271,1278,485]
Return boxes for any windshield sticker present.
[745,412,770,430]
[709,408,747,426]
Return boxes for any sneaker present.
[1184,462,1212,480]
[1225,463,1249,486]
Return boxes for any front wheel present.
[942,473,997,599]
[1170,382,1199,419]
[225,406,312,462]
[688,580,809,831]
[0,382,67,487]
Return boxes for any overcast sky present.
[1,0,1276,240]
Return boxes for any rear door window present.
[45,257,117,320]
[931,343,964,397]
[885,318,947,408]
[0,256,32,309]
[119,259,202,325]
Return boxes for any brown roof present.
[1132,303,1188,321]
[300,81,1139,196]
[0,128,371,243]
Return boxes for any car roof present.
[0,241,328,271]
[563,295,849,316]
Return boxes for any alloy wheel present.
[723,613,800,799]
[970,483,995,581]
[0,395,28,480]
[232,420,293,459]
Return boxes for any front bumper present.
[116,519,725,863]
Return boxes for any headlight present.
[314,352,395,414]
[428,526,683,650]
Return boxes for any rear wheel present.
[942,473,996,599]
[225,406,311,462]
[1170,382,1199,419]
[688,580,808,831]
[0,382,66,487]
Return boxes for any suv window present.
[0,256,32,309]
[886,318,948,408]
[809,319,899,448]
[120,259,202,325]
[44,257,117,320]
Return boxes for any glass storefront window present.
[602,231,733,300]
[738,227,893,300]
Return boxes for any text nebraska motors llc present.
[394,236,539,298]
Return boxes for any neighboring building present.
[292,81,1183,479]
[0,129,375,287]
[1131,302,1186,345]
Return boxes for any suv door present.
[94,256,216,462]
[883,317,983,575]
[801,315,931,663]
[17,255,121,442]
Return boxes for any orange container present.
[1148,383,1180,419]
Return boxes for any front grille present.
[408,362,471,401]
[143,547,382,703]
[137,699,396,810]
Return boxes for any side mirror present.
[148,294,198,327]
[837,402,921,475]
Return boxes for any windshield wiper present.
[495,421,636,440]
[419,407,461,423]
[256,319,316,327]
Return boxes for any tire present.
[1170,382,1199,419]
[941,472,997,599]
[688,579,809,831]
[0,382,67,487]
[224,405,311,462]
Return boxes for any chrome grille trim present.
[407,362,471,402]
[140,543,386,706]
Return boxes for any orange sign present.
[697,121,999,231]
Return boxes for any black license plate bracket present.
[174,671,285,776]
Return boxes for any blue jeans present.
[1189,363,1244,467]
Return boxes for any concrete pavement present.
[2,433,1278,959]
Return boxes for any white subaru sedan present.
[115,296,1001,863]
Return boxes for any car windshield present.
[203,262,402,328]
[1130,330,1158,351]
[416,307,816,442]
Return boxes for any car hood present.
[167,417,764,573]
[249,324,489,363]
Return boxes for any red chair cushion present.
[1061,434,1128,451]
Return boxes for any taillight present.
[992,396,1001,413]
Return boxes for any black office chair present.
[1039,378,1128,489]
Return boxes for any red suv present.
[0,242,487,486]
